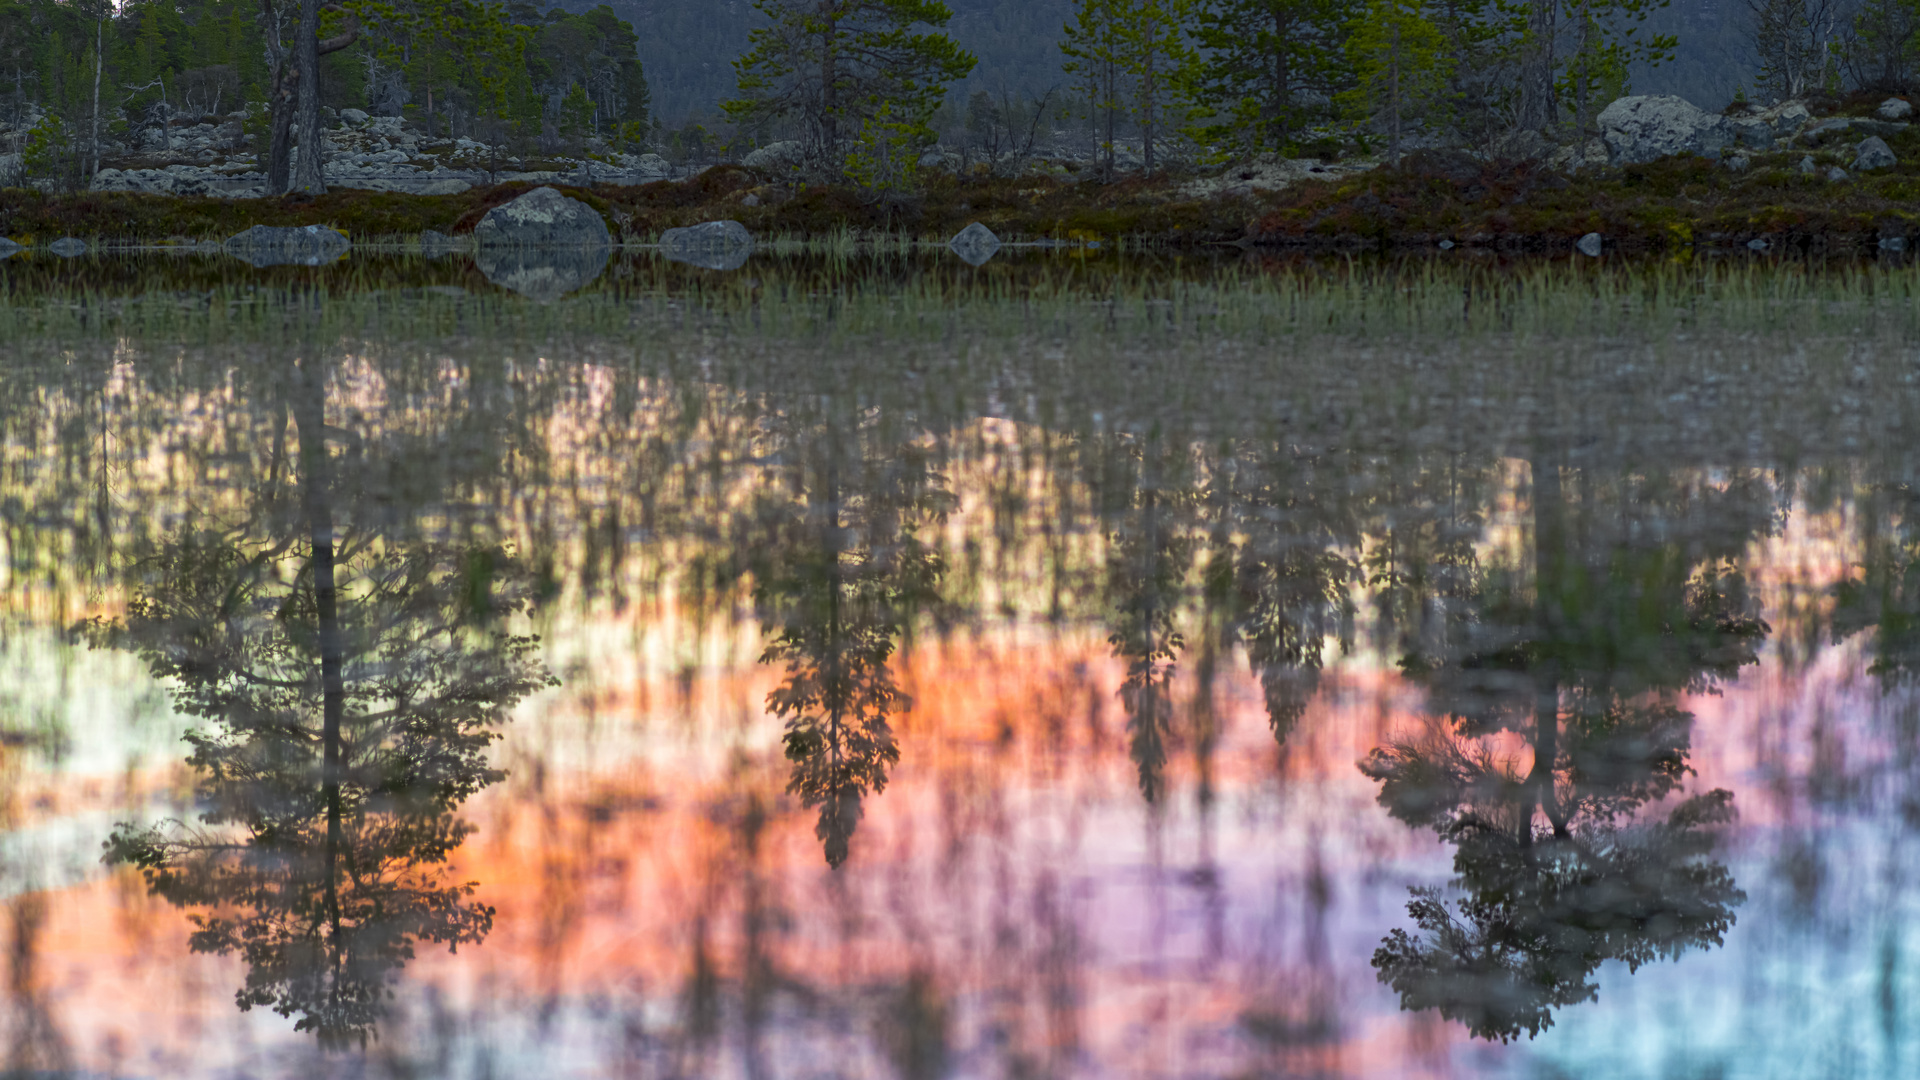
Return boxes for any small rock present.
[1827,166,1851,183]
[1576,232,1604,257]
[949,221,1002,266]
[1879,97,1914,121]
[1747,238,1770,251]
[1881,235,1908,252]
[47,237,87,257]
[340,108,370,126]
[1724,153,1751,173]
[741,193,761,208]
[1799,156,1817,175]
[226,224,350,266]
[0,236,19,259]
[1855,135,1898,171]
[420,229,466,257]
[660,220,754,271]
[742,141,803,171]
[474,186,613,248]
[1438,239,1456,250]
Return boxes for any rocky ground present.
[3,91,1919,253]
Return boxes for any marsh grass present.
[4,252,1920,347]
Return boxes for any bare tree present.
[1749,0,1847,100]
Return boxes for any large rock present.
[1856,135,1899,170]
[949,222,1002,266]
[743,141,804,171]
[1879,97,1914,121]
[1728,101,1811,149]
[660,220,753,271]
[1597,96,1731,164]
[473,186,612,247]
[225,224,350,267]
[476,246,610,302]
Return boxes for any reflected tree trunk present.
[1528,448,1568,840]
[292,357,347,973]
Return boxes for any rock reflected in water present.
[225,224,350,268]
[661,219,754,271]
[46,237,87,258]
[949,222,1001,266]
[476,244,612,300]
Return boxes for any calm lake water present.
[1,250,1916,1079]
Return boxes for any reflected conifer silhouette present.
[1363,454,1772,1041]
[745,419,952,867]
[87,358,557,1048]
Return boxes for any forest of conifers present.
[0,0,1906,168]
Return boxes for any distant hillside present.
[588,0,1761,130]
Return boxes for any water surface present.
[0,253,1916,1078]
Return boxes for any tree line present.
[0,0,652,191]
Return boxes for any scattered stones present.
[475,246,611,302]
[224,224,350,267]
[1827,166,1851,183]
[473,186,613,248]
[1576,232,1604,257]
[660,220,754,271]
[1879,97,1914,121]
[1855,135,1898,171]
[47,237,87,257]
[1597,95,1732,165]
[948,222,1002,266]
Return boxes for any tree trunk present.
[292,357,345,877]
[1527,447,1568,839]
[291,0,325,193]
[1517,0,1556,132]
[88,20,102,182]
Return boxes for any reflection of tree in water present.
[1363,457,1773,1041]
[88,360,557,1047]
[1101,432,1363,802]
[1834,483,1920,686]
[744,416,952,868]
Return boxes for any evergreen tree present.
[1115,0,1200,172]
[1185,0,1349,156]
[724,0,977,181]
[1340,0,1453,162]
[1061,0,1127,176]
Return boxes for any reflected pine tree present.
[744,415,953,868]
[1103,433,1191,805]
[1362,454,1773,1041]
[86,359,557,1047]
[1833,483,1920,685]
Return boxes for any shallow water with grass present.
[1,248,1917,1079]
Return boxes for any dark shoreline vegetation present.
[11,121,1920,255]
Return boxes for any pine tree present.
[1185,0,1349,157]
[1061,0,1127,178]
[724,0,976,181]
[1114,0,1200,173]
[1340,0,1453,163]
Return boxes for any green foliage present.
[1339,0,1453,161]
[725,0,977,182]
[1184,0,1351,156]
